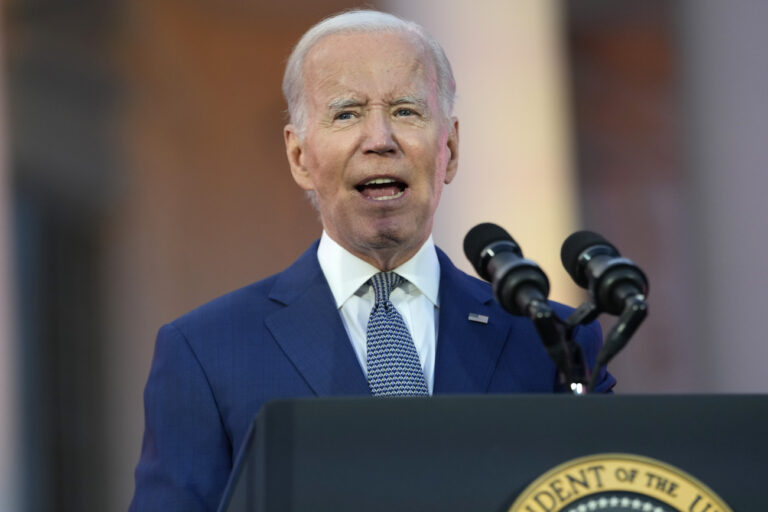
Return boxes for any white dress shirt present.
[316,231,440,394]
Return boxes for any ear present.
[284,124,314,190]
[444,117,459,184]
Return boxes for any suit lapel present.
[265,242,369,396]
[264,243,511,396]
[433,249,512,393]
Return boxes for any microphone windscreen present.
[560,231,618,287]
[463,223,514,275]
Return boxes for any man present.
[130,9,615,511]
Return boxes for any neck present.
[356,246,419,272]
[325,231,428,271]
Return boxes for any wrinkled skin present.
[284,31,459,270]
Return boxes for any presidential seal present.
[508,453,732,512]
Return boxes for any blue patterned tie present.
[366,272,429,396]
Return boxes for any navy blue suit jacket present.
[130,241,615,511]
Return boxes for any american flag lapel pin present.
[467,313,489,324]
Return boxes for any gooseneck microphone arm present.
[464,223,589,393]
[587,293,647,392]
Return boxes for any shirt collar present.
[317,231,440,309]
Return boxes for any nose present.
[361,110,397,155]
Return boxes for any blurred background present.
[1,0,767,510]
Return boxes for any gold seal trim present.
[508,453,732,512]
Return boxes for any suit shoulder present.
[438,252,579,318]
[163,241,322,346]
[549,300,578,320]
[171,273,280,333]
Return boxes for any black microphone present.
[560,231,649,315]
[463,223,550,317]
[465,223,590,390]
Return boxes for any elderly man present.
[130,9,614,511]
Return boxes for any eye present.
[395,108,417,117]
[334,111,356,121]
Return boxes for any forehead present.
[302,31,438,106]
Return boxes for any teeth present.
[373,189,405,201]
[365,178,397,185]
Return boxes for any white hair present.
[282,9,456,137]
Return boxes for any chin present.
[343,211,430,253]
[368,225,427,252]
[362,230,406,250]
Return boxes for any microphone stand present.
[564,296,648,393]
[527,300,590,395]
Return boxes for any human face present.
[284,31,459,270]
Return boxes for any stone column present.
[0,14,19,511]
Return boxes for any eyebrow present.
[327,97,365,110]
[391,96,428,109]
[326,96,428,111]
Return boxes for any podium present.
[218,395,767,511]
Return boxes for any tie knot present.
[370,272,403,303]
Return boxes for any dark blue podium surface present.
[218,395,766,511]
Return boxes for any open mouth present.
[355,177,408,201]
